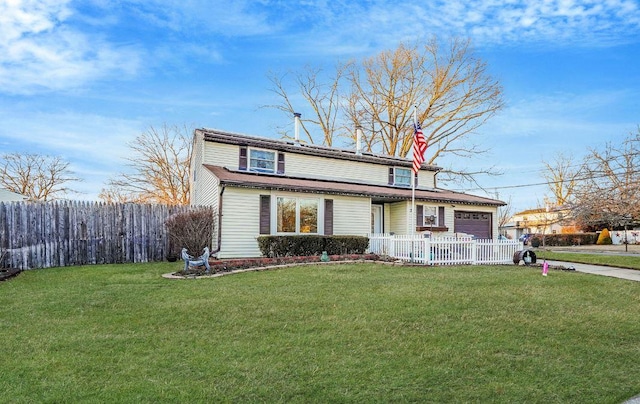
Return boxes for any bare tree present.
[497,195,514,236]
[571,129,640,230]
[542,152,579,206]
[101,124,192,205]
[265,37,503,186]
[265,64,348,146]
[97,186,138,204]
[0,153,80,201]
[345,43,427,156]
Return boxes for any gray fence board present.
[0,201,211,269]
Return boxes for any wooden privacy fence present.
[0,201,212,270]
[368,233,522,265]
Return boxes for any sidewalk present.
[544,260,640,282]
[539,249,640,404]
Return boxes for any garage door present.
[454,211,492,239]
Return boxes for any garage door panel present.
[454,211,491,239]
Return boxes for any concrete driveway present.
[544,260,640,282]
[535,244,640,282]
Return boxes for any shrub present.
[531,236,542,248]
[596,228,613,245]
[165,208,215,256]
[534,233,597,246]
[257,235,369,258]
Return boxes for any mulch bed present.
[167,254,577,279]
[172,253,396,278]
[0,268,22,282]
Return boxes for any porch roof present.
[204,165,505,207]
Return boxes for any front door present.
[371,205,383,234]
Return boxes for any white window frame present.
[274,196,321,235]
[249,148,276,173]
[395,167,412,187]
[421,205,437,227]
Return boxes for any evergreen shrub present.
[257,235,369,258]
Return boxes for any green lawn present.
[1,262,639,403]
[537,250,640,270]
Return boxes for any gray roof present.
[197,127,442,172]
[205,165,505,207]
[0,188,28,202]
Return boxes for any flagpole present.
[412,105,417,237]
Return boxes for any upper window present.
[249,149,276,173]
[394,168,412,187]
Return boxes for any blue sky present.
[1,0,639,212]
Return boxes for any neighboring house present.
[503,206,575,240]
[190,128,505,259]
[0,188,28,202]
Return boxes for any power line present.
[453,166,640,193]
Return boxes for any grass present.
[536,249,640,270]
[1,262,639,403]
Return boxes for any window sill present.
[416,226,449,232]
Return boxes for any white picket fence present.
[368,233,523,265]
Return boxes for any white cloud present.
[0,0,141,94]
[112,0,278,37]
[0,107,145,199]
[278,0,640,56]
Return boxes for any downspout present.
[210,185,225,256]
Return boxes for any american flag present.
[412,121,427,174]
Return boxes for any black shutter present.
[416,205,423,227]
[277,152,285,174]
[414,172,418,187]
[239,146,248,170]
[388,168,394,185]
[324,199,333,235]
[438,206,445,226]
[259,195,270,234]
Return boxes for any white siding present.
[217,188,372,258]
[389,201,410,234]
[189,132,204,204]
[384,204,392,233]
[286,154,387,185]
[201,139,438,188]
[203,142,239,168]
[417,170,435,188]
[218,188,263,259]
[192,169,218,207]
[332,195,371,236]
[191,132,219,207]
[191,133,221,251]
[287,153,437,188]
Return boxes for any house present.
[190,128,505,259]
[0,188,28,202]
[503,206,576,240]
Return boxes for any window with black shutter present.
[239,146,248,170]
[259,195,270,234]
[324,199,333,235]
[277,152,285,174]
[416,205,424,227]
